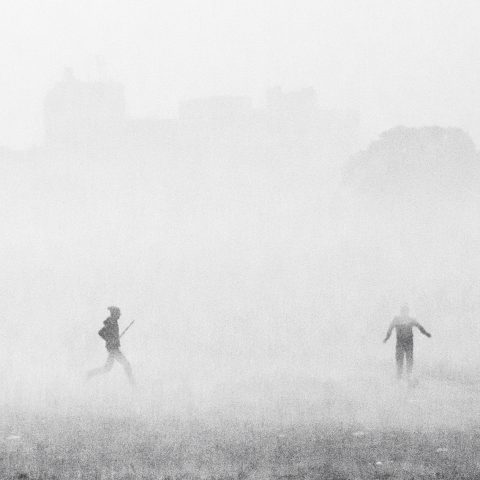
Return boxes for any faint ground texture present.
[2,371,480,480]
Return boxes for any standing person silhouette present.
[87,306,135,385]
[384,305,431,380]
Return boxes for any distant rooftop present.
[44,68,126,146]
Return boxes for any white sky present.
[1,0,480,148]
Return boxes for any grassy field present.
[1,371,480,479]
[1,409,480,479]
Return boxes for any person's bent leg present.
[396,344,404,379]
[113,350,135,385]
[87,352,114,380]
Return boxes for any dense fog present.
[1,2,480,435]
[1,116,479,431]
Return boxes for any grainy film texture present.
[0,1,480,479]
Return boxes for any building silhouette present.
[179,95,253,124]
[43,71,359,156]
[44,68,125,147]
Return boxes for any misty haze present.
[1,1,480,479]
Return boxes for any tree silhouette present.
[333,126,480,299]
[343,126,479,201]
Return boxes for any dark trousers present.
[87,348,135,385]
[396,342,413,378]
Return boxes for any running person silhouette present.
[87,306,135,385]
[383,304,431,379]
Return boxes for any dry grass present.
[1,409,480,480]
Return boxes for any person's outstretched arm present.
[414,321,431,338]
[383,321,395,343]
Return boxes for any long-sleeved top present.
[98,317,120,351]
[384,316,431,345]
